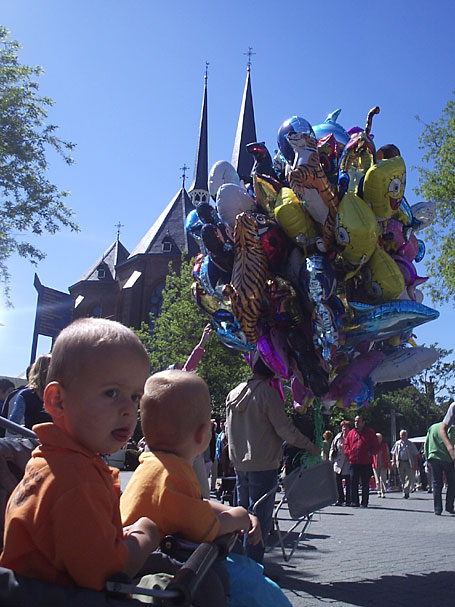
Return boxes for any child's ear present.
[194,423,207,446]
[44,382,65,420]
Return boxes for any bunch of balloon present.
[186,106,440,412]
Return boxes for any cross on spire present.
[115,221,124,241]
[244,47,255,70]
[205,61,209,80]
[180,163,189,188]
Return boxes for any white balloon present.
[208,161,240,199]
[410,201,436,231]
[370,347,439,383]
[216,183,255,227]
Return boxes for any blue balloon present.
[415,239,426,263]
[312,109,350,146]
[277,116,315,164]
[212,313,255,352]
[342,300,440,348]
[199,255,226,299]
[185,209,203,243]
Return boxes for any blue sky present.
[1,0,455,377]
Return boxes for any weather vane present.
[115,221,124,240]
[244,47,255,70]
[180,164,189,188]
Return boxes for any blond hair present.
[47,318,149,385]
[141,370,210,451]
[28,354,52,400]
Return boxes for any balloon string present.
[292,398,323,469]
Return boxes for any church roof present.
[128,187,199,258]
[231,67,257,182]
[76,239,129,283]
[188,75,208,194]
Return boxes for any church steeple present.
[232,52,257,183]
[188,65,209,206]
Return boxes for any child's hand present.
[200,323,213,346]
[246,514,262,545]
[122,517,160,579]
[123,517,159,548]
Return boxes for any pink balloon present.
[401,234,419,261]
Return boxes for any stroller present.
[0,417,235,606]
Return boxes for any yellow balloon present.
[363,156,406,221]
[253,174,279,216]
[274,187,319,247]
[363,246,405,302]
[275,186,300,206]
[335,192,378,266]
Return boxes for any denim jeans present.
[235,469,278,563]
[350,464,372,506]
[429,458,455,514]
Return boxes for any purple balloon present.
[257,329,290,379]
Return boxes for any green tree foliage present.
[145,258,250,418]
[410,345,455,408]
[0,26,77,300]
[415,95,455,303]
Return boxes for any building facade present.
[65,66,257,332]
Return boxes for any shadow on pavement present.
[278,570,455,605]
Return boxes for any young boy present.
[120,369,261,545]
[0,318,159,591]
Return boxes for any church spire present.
[231,51,257,183]
[188,64,209,206]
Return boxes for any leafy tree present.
[146,258,250,419]
[0,26,77,301]
[415,95,455,303]
[410,345,455,409]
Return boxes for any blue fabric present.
[225,553,292,607]
[8,392,26,426]
[235,469,277,563]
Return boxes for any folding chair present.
[253,460,338,562]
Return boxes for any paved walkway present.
[262,489,455,606]
[119,473,455,606]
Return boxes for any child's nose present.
[121,397,137,415]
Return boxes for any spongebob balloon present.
[349,246,405,304]
[335,192,378,269]
[363,156,406,221]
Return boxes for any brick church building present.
[66,65,257,332]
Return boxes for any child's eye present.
[132,394,142,403]
[105,389,118,398]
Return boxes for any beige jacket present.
[225,379,314,472]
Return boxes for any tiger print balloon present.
[222,212,268,344]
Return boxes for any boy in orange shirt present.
[120,370,261,604]
[121,370,261,544]
[0,318,159,591]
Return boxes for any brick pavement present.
[262,489,455,606]
[119,473,455,606]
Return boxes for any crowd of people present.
[325,409,455,516]
[0,317,454,606]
